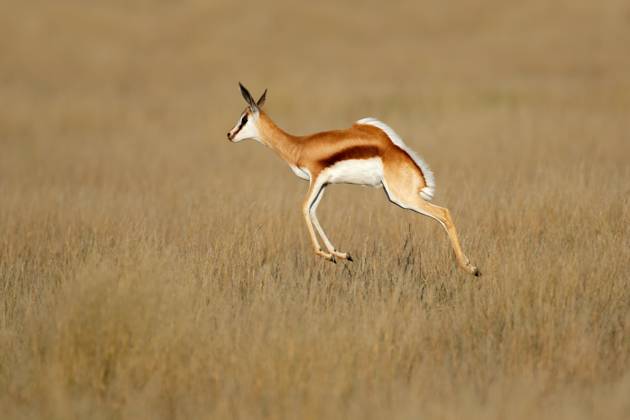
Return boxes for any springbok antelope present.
[227,83,480,276]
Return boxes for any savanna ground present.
[1,1,630,419]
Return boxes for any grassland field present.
[1,1,630,419]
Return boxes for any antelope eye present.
[241,115,248,125]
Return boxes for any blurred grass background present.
[1,0,630,419]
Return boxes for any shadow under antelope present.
[227,83,480,276]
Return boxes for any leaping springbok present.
[227,83,480,276]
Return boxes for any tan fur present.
[249,111,479,275]
[258,114,427,184]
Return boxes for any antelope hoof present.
[471,266,481,277]
[316,249,336,263]
[332,250,352,261]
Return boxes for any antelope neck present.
[257,112,302,166]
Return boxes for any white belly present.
[323,158,383,187]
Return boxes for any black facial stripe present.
[233,114,248,136]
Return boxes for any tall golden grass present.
[1,0,629,418]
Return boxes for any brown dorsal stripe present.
[319,146,380,168]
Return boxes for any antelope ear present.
[239,82,257,109]
[256,89,267,108]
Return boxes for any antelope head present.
[227,83,267,143]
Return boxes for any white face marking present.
[321,158,383,187]
[228,110,261,143]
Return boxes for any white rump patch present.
[357,117,436,201]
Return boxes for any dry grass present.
[2,0,630,419]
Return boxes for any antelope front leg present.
[309,186,353,262]
[303,182,336,263]
[303,207,336,263]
